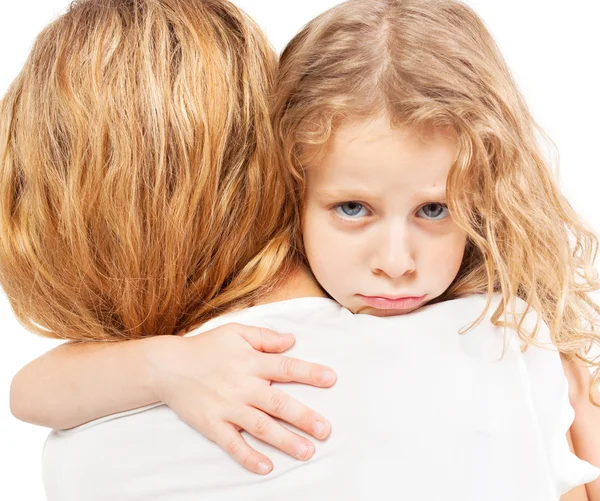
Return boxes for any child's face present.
[302,115,467,317]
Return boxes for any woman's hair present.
[273,0,600,402]
[0,0,299,342]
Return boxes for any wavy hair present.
[272,0,600,403]
[0,0,299,342]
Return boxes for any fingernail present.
[257,462,271,475]
[295,442,310,460]
[314,420,327,437]
[320,371,335,385]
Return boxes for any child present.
[5,0,600,499]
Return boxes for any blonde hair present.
[273,0,600,403]
[0,0,299,342]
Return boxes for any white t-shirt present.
[42,295,599,501]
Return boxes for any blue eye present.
[334,202,369,218]
[417,203,449,220]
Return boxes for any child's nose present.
[370,225,416,279]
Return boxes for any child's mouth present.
[356,294,426,311]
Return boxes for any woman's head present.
[274,0,600,368]
[0,0,298,341]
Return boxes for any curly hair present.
[0,0,299,342]
[272,0,600,403]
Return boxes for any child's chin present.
[370,308,415,317]
[353,305,419,317]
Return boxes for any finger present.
[210,423,274,475]
[231,407,316,462]
[228,323,295,353]
[259,353,337,387]
[250,386,331,440]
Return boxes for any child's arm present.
[10,324,337,475]
[562,357,600,500]
[10,336,162,429]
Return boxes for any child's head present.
[302,115,467,316]
[274,0,538,315]
[273,0,600,377]
[0,0,298,341]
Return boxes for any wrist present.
[143,335,185,404]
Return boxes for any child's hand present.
[146,323,336,475]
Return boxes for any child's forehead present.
[299,115,459,173]
[329,116,457,149]
[305,118,457,197]
[323,117,458,162]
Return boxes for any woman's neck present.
[259,265,328,305]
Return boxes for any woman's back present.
[42,295,599,500]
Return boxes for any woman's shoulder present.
[396,294,551,343]
[186,296,345,338]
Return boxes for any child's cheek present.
[301,207,331,274]
[444,230,468,281]
[302,208,349,296]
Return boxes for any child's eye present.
[417,203,449,220]
[334,202,369,219]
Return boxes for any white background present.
[1,1,599,499]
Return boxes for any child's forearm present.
[9,336,171,430]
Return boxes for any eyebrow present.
[315,185,447,200]
[315,188,379,200]
[416,185,447,199]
